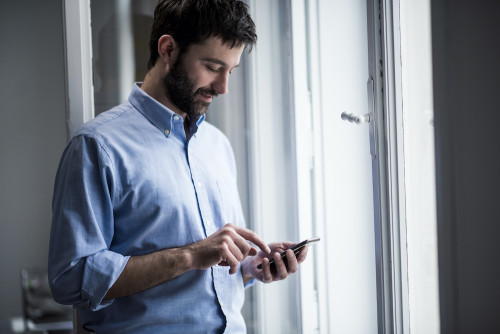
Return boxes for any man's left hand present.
[240,242,308,284]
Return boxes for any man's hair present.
[147,0,257,70]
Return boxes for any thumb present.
[248,247,258,256]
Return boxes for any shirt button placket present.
[196,181,207,233]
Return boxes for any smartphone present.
[257,237,320,269]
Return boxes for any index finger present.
[232,225,271,254]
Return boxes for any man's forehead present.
[187,37,244,67]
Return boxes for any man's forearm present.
[104,224,270,299]
[104,247,193,300]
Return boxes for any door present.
[314,0,379,332]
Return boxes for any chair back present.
[20,267,72,332]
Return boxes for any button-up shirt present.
[48,83,248,333]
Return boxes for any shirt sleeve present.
[48,134,129,311]
[244,278,256,288]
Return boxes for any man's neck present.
[141,71,187,121]
[142,71,194,140]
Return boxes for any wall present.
[0,0,67,326]
[432,0,500,332]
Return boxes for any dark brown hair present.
[147,0,257,70]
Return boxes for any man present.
[49,0,308,333]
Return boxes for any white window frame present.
[367,0,440,333]
[397,0,440,332]
[367,0,409,332]
[62,0,94,139]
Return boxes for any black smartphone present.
[257,237,320,269]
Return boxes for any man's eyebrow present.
[201,57,240,69]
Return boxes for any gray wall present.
[0,0,67,324]
[432,0,500,333]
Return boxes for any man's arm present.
[105,223,270,299]
[104,246,192,299]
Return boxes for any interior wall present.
[0,0,67,325]
[432,0,500,333]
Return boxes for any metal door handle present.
[341,111,372,124]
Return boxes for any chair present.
[20,268,73,333]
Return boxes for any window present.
[246,0,440,332]
[64,0,440,332]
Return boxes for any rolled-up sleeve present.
[48,134,129,311]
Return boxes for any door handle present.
[341,111,372,124]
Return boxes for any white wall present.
[0,0,67,326]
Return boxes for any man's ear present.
[158,35,178,67]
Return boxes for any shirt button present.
[197,181,202,187]
[164,129,170,135]
[220,301,224,307]
[174,115,180,121]
[206,220,211,226]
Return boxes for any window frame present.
[367,0,409,332]
[62,0,95,139]
[367,0,440,332]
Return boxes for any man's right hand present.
[187,223,271,274]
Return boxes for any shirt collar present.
[128,82,205,138]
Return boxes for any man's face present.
[163,37,244,120]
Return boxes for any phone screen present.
[257,237,320,269]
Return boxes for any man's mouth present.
[197,89,219,102]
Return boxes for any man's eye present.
[206,65,219,72]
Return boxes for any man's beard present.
[163,57,218,120]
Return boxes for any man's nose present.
[212,72,229,95]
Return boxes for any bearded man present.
[48,1,309,332]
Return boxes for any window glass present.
[89,0,256,330]
[91,0,155,115]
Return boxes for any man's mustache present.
[196,88,219,98]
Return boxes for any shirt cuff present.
[81,250,130,311]
[244,278,256,288]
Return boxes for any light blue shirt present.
[48,83,248,333]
